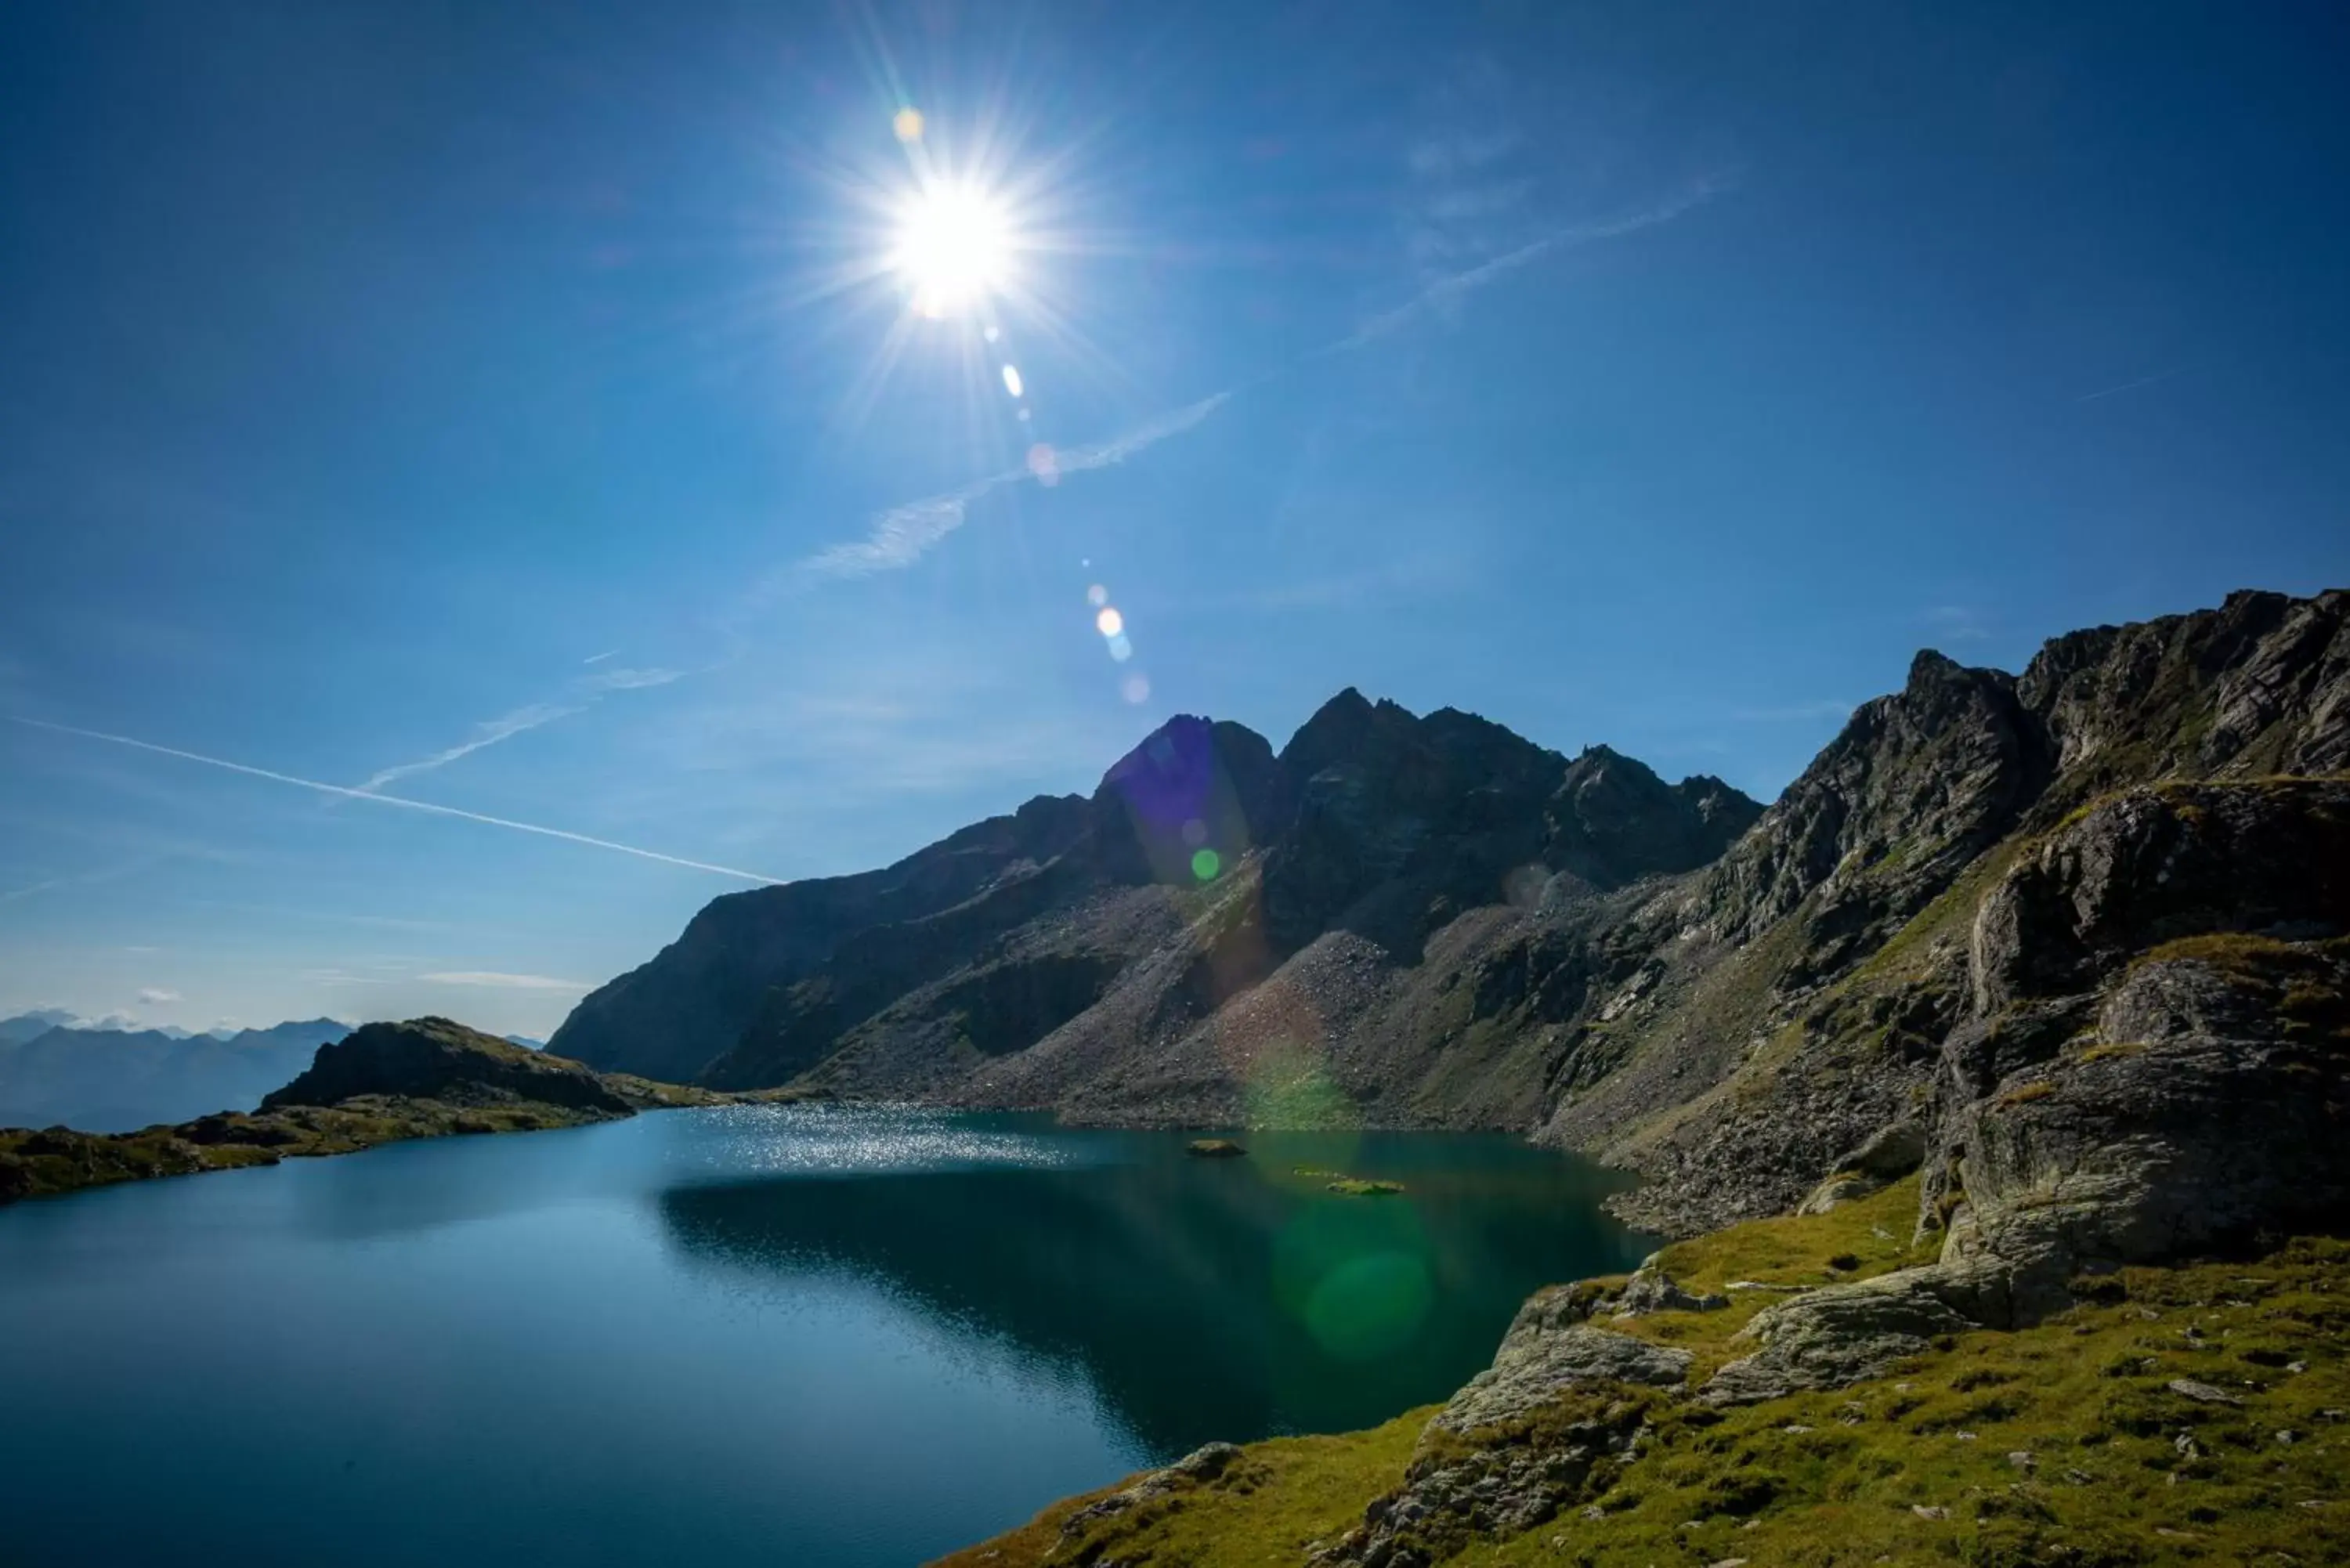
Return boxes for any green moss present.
[929,1406,1432,1568]
[1325,1178,1406,1197]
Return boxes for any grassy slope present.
[943,1180,2348,1566]
[931,1408,1433,1568]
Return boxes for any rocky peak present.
[1092,715,1284,884]
[1275,685,1404,783]
[1700,652,2043,949]
[1543,746,1762,891]
[264,1018,632,1115]
[2019,587,2350,787]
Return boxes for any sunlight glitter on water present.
[686,1102,1086,1178]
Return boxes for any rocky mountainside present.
[559,588,2348,1259]
[0,1016,350,1132]
[951,653,2350,1565]
[552,699,1762,1125]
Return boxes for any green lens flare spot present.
[1191,847,1221,881]
[1303,1250,1434,1360]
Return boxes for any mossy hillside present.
[929,1407,1431,1568]
[1454,1240,2348,1568]
[944,1180,2348,1566]
[1607,1177,1940,1375]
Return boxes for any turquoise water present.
[0,1105,1652,1566]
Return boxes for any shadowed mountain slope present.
[556,588,2349,1249]
[555,692,1761,1123]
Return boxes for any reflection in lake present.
[658,1111,1654,1458]
[0,1103,1650,1568]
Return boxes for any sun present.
[888,181,1014,320]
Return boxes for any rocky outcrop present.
[1311,1283,1683,1566]
[1924,779,2350,1310]
[1549,587,2350,1237]
[1683,775,2350,1403]
[265,1017,634,1115]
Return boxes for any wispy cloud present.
[1332,177,1732,352]
[801,491,988,580]
[580,666,682,692]
[788,172,1720,592]
[2073,367,2180,404]
[8,715,785,884]
[352,668,683,793]
[790,180,1718,590]
[581,649,620,665]
[136,986,180,1004]
[797,392,1235,582]
[356,702,583,793]
[419,970,590,992]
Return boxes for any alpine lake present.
[0,1104,1654,1566]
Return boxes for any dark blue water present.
[0,1105,1651,1566]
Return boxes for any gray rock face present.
[1056,1442,1244,1545]
[1926,780,2350,1311]
[1553,588,2350,1237]
[1312,1304,1676,1566]
[1434,1325,1690,1436]
[1701,1267,1980,1405]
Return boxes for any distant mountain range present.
[0,1017,352,1133]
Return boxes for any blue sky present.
[3,1,2347,1037]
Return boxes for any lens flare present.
[1095,607,1125,638]
[1000,364,1024,398]
[890,182,1013,318]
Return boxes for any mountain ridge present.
[0,1016,355,1133]
[554,587,2348,1248]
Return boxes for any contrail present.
[7,715,785,886]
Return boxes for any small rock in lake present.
[1187,1139,1247,1158]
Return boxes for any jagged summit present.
[552,689,1761,1097]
